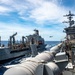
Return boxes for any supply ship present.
[0,29,46,64]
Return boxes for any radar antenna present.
[63,11,75,27]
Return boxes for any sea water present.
[0,41,60,75]
[1,41,60,46]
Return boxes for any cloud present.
[0,0,73,24]
[0,0,74,41]
[0,22,65,41]
[29,0,68,24]
[0,22,35,40]
[0,6,12,15]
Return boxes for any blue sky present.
[0,0,75,41]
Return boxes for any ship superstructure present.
[25,29,46,52]
[64,11,75,41]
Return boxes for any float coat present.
[4,43,62,75]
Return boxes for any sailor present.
[64,40,72,61]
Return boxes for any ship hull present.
[0,47,31,64]
[0,54,25,64]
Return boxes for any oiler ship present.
[0,29,46,64]
[3,11,75,75]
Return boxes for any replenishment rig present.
[0,29,46,64]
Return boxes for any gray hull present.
[0,47,30,64]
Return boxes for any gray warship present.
[0,29,46,64]
[61,11,75,75]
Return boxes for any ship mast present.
[63,11,75,27]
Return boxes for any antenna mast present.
[63,11,75,27]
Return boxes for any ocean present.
[45,41,60,46]
[1,41,60,46]
[0,41,60,75]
